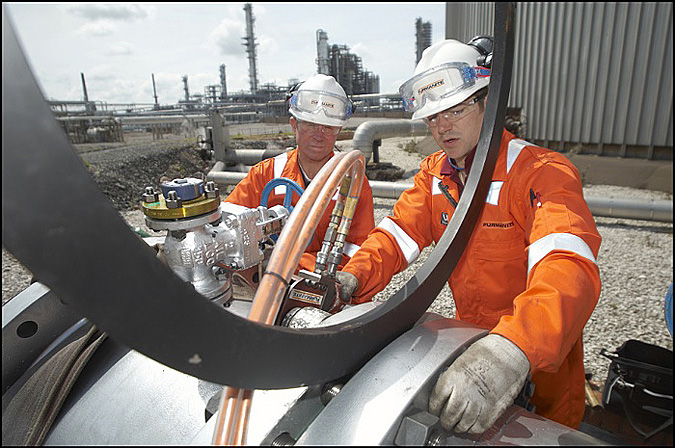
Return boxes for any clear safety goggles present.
[424,90,488,127]
[398,62,490,114]
[289,90,353,120]
[297,120,341,136]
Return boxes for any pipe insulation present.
[352,119,430,163]
[207,167,672,222]
[224,149,286,165]
[584,196,673,223]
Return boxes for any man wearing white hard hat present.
[226,74,375,274]
[336,38,602,434]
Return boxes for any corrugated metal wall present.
[445,2,673,160]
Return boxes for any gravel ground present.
[3,132,673,388]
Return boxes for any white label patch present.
[290,289,323,305]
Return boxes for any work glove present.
[335,271,359,303]
[429,333,530,435]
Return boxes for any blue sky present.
[5,3,446,105]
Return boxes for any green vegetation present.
[397,139,419,154]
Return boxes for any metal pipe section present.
[207,167,672,222]
[585,196,673,223]
[352,119,430,163]
[224,149,286,165]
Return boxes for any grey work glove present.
[429,333,530,435]
[335,271,359,303]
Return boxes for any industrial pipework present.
[207,157,673,223]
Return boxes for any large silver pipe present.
[208,167,673,222]
[585,196,673,223]
[352,119,430,163]
[223,149,286,165]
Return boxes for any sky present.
[4,3,446,106]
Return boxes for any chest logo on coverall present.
[440,212,449,226]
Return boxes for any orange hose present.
[211,151,366,445]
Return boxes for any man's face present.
[290,117,341,164]
[426,94,487,168]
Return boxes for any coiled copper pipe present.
[212,150,366,445]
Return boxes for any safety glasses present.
[424,90,488,127]
[399,62,490,114]
[297,120,341,136]
[290,90,353,121]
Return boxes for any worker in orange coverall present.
[225,74,375,273]
[336,37,602,434]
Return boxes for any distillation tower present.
[242,3,259,94]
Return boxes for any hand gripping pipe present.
[211,151,367,445]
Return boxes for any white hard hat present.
[289,74,352,127]
[399,39,491,120]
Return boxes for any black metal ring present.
[1,3,516,389]
[262,271,290,289]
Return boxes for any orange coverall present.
[342,130,602,429]
[225,148,375,273]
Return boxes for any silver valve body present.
[141,178,290,307]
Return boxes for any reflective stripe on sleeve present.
[377,217,420,265]
[486,181,504,205]
[273,153,289,195]
[528,233,597,274]
[343,242,360,258]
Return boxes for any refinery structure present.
[49,3,433,145]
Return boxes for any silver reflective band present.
[507,138,530,174]
[399,62,480,113]
[431,177,443,196]
[377,217,420,265]
[290,90,352,120]
[528,233,597,275]
[486,181,503,205]
[343,242,361,258]
[273,153,289,195]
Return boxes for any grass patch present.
[397,139,419,154]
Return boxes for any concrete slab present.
[567,154,673,194]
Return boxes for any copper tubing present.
[211,150,366,445]
[211,387,253,445]
[584,379,602,409]
[250,151,366,324]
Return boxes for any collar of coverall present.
[441,146,477,177]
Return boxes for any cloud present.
[105,42,135,56]
[69,4,156,37]
[66,4,154,22]
[257,35,278,56]
[350,42,377,69]
[76,22,116,36]
[209,18,247,57]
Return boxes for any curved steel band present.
[1,3,516,389]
